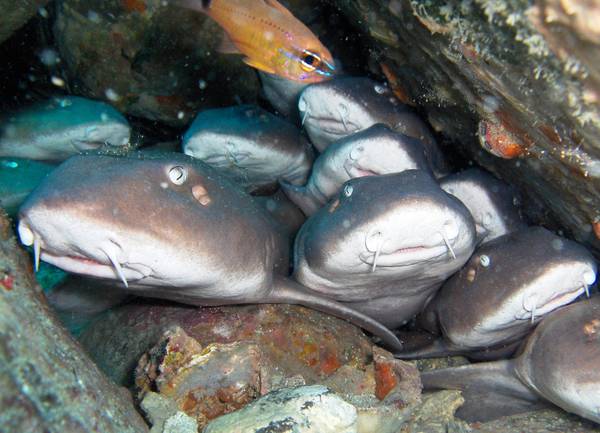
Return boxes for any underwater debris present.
[478,118,526,159]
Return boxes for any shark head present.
[294,170,477,291]
[429,227,598,350]
[298,77,406,151]
[1,96,131,161]
[338,124,430,179]
[182,105,312,190]
[510,229,597,324]
[18,153,282,301]
[515,297,600,424]
[440,168,524,245]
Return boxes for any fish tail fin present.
[268,276,403,352]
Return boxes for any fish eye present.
[300,50,321,72]
[168,165,188,185]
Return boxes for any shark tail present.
[279,180,323,216]
[421,360,544,422]
[266,276,403,352]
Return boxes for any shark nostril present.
[85,126,98,138]
[584,270,596,286]
[365,230,383,253]
[298,97,307,112]
[18,221,34,246]
[482,212,493,227]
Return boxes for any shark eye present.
[300,50,321,72]
[343,184,353,197]
[168,166,187,185]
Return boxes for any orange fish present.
[179,0,336,83]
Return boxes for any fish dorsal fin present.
[242,57,276,75]
[261,0,295,18]
[217,31,241,54]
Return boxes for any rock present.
[135,327,261,431]
[335,0,600,258]
[79,301,375,388]
[162,412,197,433]
[139,392,179,433]
[0,0,49,44]
[400,390,469,433]
[203,385,358,433]
[472,407,600,432]
[0,212,148,432]
[346,394,414,433]
[53,0,259,126]
[133,325,422,431]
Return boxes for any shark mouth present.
[310,117,361,135]
[40,252,151,286]
[359,222,461,272]
[18,221,151,287]
[359,244,450,271]
[70,139,105,152]
[202,152,251,166]
[519,286,587,323]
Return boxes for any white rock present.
[203,385,357,433]
[163,412,197,433]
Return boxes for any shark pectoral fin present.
[217,31,242,54]
[267,276,403,353]
[242,57,277,74]
[421,361,545,422]
[280,180,322,216]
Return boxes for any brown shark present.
[421,297,600,425]
[17,153,402,351]
[398,227,597,360]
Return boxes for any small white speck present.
[51,76,65,87]
[342,219,351,228]
[551,239,564,251]
[482,95,500,113]
[38,7,48,18]
[198,79,207,90]
[87,10,101,23]
[177,111,185,120]
[265,199,277,212]
[105,88,120,101]
[39,48,59,66]
[374,84,386,94]
[160,182,168,189]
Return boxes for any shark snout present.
[18,219,43,272]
